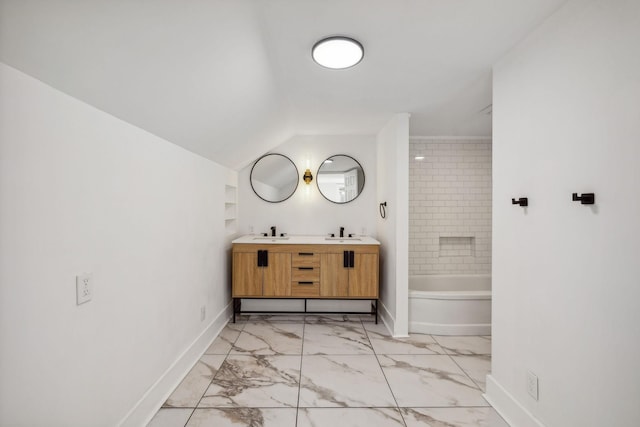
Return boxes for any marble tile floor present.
[148,315,508,427]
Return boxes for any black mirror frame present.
[316,154,365,204]
[250,153,299,203]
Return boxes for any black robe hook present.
[572,193,595,205]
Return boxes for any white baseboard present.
[484,374,546,427]
[376,299,394,335]
[377,300,408,338]
[118,300,233,427]
[409,320,491,336]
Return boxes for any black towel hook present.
[379,202,387,219]
[512,197,528,207]
[572,193,595,205]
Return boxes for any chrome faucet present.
[340,227,345,238]
[271,226,276,237]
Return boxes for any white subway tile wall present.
[409,139,492,275]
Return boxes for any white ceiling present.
[0,0,567,169]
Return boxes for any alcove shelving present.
[225,172,238,236]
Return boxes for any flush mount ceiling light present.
[312,36,364,69]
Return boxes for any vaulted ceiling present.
[0,0,567,169]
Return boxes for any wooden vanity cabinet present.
[291,252,320,297]
[319,253,348,297]
[232,248,291,297]
[232,243,379,299]
[232,252,262,296]
[320,250,378,298]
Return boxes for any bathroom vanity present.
[231,235,380,322]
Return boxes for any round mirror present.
[250,153,299,203]
[316,154,365,204]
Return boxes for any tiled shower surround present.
[409,138,492,276]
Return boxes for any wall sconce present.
[303,168,313,184]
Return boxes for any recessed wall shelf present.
[225,172,238,236]
[439,236,475,258]
[225,202,236,220]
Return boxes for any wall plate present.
[76,273,92,305]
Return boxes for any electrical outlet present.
[200,306,206,321]
[527,371,539,400]
[76,274,92,305]
[361,227,367,236]
[249,225,254,233]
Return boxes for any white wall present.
[489,1,640,426]
[376,114,410,336]
[409,138,492,276]
[0,63,233,426]
[238,135,377,238]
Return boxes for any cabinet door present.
[233,252,263,296]
[349,253,379,297]
[263,253,292,296]
[320,253,349,297]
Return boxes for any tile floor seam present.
[186,319,240,422]
[161,320,243,425]
[448,354,486,393]
[180,408,195,427]
[294,316,308,427]
[445,351,480,392]
[436,334,491,409]
[399,405,493,409]
[432,334,491,397]
[365,323,409,427]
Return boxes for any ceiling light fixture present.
[312,36,364,69]
[415,156,425,160]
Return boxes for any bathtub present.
[409,274,491,336]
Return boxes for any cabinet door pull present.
[298,267,314,270]
[257,250,264,267]
[298,281,314,285]
[263,250,268,267]
[349,251,355,268]
[343,251,349,268]
[298,252,314,256]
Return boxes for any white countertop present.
[232,234,380,245]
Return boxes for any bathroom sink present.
[253,236,290,241]
[325,237,361,241]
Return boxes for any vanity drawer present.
[291,281,320,297]
[292,252,320,267]
[292,267,320,281]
